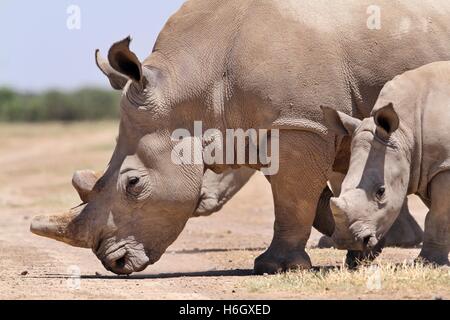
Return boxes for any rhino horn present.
[330,197,347,219]
[72,170,101,203]
[30,205,92,248]
[95,49,128,90]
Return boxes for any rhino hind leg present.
[384,199,424,248]
[417,172,450,266]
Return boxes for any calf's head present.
[30,38,207,274]
[322,104,410,250]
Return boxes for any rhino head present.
[30,37,207,274]
[322,104,410,250]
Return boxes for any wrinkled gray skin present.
[324,61,450,265]
[194,168,255,217]
[31,0,450,274]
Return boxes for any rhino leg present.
[254,131,330,274]
[193,168,255,217]
[417,172,450,266]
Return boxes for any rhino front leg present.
[254,131,331,274]
[418,172,450,266]
[193,168,255,217]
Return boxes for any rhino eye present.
[125,175,146,199]
[128,177,140,187]
[375,186,385,200]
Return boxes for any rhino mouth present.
[95,238,150,275]
[101,251,133,275]
[360,234,379,249]
[351,226,379,250]
[346,220,380,250]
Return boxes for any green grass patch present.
[0,87,120,122]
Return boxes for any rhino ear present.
[108,36,142,82]
[373,103,399,136]
[95,49,128,90]
[321,106,362,137]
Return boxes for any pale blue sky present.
[0,0,185,91]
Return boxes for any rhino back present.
[146,0,450,135]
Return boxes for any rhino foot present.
[416,250,450,267]
[253,248,312,275]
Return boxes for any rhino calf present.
[322,61,450,265]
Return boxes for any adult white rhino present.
[31,0,450,274]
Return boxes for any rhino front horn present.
[330,197,347,218]
[30,205,92,248]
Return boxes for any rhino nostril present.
[114,256,126,269]
[362,235,371,247]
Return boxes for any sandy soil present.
[0,122,446,300]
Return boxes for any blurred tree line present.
[0,87,120,122]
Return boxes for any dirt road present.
[0,122,448,299]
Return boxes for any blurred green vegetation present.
[0,87,120,122]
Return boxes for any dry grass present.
[245,255,450,299]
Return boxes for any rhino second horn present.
[72,170,100,203]
[30,206,91,248]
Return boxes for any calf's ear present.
[373,103,399,136]
[108,36,142,82]
[321,106,362,137]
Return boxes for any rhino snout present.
[95,237,151,275]
[348,221,379,249]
